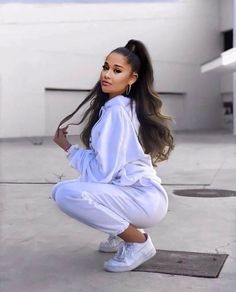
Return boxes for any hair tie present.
[130,44,136,53]
[125,42,136,53]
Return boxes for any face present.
[100,52,138,98]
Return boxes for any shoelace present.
[114,242,134,262]
[106,235,117,244]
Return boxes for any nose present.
[104,69,111,79]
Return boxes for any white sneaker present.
[98,235,122,253]
[104,234,156,272]
[98,229,145,253]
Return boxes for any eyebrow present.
[104,61,124,68]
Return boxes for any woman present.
[52,39,175,272]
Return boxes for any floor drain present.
[173,189,236,198]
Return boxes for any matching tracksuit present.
[51,95,168,236]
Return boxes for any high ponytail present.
[125,39,154,84]
[112,39,175,165]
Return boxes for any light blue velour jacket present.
[66,95,163,187]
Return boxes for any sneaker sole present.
[98,246,119,253]
[104,247,156,272]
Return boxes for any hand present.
[53,125,71,152]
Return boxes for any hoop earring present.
[126,84,131,95]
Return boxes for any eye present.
[102,65,108,70]
[114,69,122,73]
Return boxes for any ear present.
[130,72,138,85]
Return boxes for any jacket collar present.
[103,95,131,109]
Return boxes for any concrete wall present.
[220,0,234,31]
[0,0,223,138]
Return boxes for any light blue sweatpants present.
[51,179,168,236]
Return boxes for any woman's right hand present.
[53,125,72,152]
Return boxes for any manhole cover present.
[173,189,236,198]
[134,249,228,278]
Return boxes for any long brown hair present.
[58,39,175,166]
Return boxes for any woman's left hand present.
[53,125,71,152]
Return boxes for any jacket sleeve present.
[66,107,128,183]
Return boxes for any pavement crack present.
[53,173,65,181]
[209,155,228,186]
[215,240,236,253]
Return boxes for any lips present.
[101,80,112,86]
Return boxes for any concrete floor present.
[1,129,236,292]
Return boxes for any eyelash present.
[102,65,121,73]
